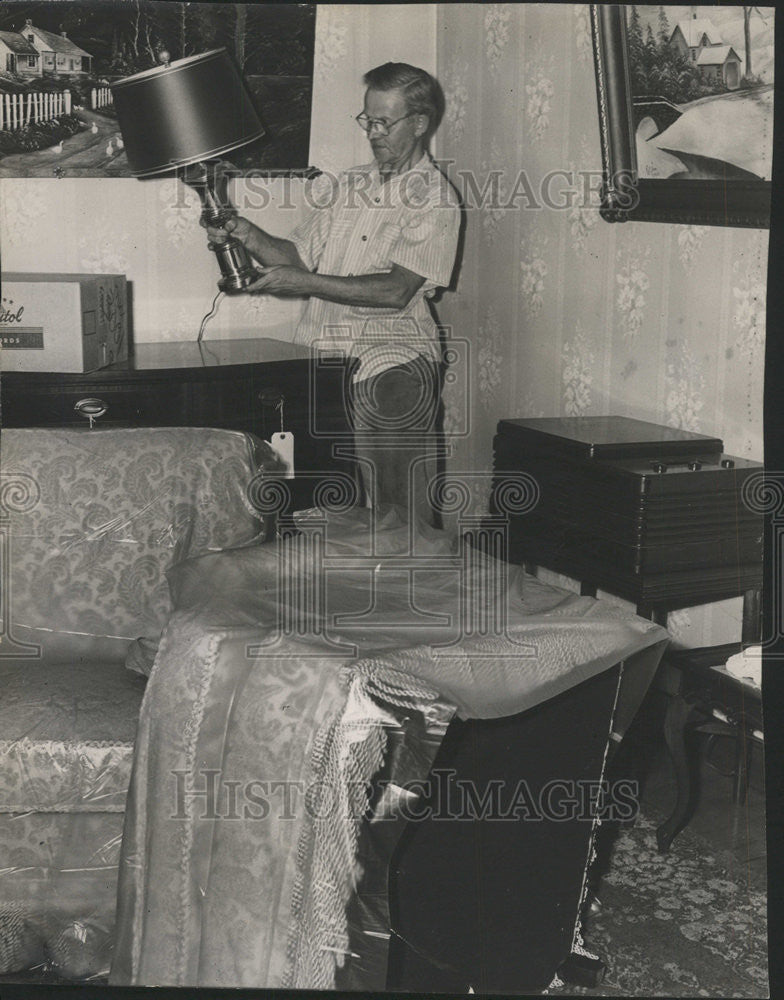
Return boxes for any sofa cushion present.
[1,428,270,644]
[0,659,146,812]
[0,810,124,871]
[1,626,133,666]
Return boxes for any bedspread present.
[110,507,668,989]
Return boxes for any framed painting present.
[0,1,316,178]
[591,4,773,227]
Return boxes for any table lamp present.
[112,48,266,294]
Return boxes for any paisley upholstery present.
[1,427,268,643]
[0,427,272,979]
[0,659,145,812]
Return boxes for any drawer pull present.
[74,397,108,429]
[259,388,285,407]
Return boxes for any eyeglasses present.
[355,111,417,136]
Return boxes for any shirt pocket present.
[321,210,360,271]
[368,221,402,270]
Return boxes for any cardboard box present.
[0,272,129,372]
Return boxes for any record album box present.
[1,272,129,373]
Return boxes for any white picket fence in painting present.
[91,86,112,110]
[0,90,72,131]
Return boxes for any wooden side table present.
[655,642,764,852]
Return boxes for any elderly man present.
[208,62,460,526]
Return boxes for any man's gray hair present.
[362,62,445,133]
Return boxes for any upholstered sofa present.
[0,427,271,979]
[0,426,668,991]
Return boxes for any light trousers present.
[349,357,442,527]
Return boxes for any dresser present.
[0,338,355,513]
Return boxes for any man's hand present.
[200,215,307,269]
[202,215,251,246]
[246,265,314,297]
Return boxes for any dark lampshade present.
[111,48,265,177]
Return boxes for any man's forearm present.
[236,219,305,268]
[298,271,422,309]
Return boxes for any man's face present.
[363,87,424,169]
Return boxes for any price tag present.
[268,431,295,479]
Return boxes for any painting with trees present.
[0,1,316,177]
[625,5,774,182]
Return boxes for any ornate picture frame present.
[590,4,771,228]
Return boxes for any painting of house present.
[669,16,723,62]
[696,44,742,90]
[22,19,92,75]
[627,6,773,181]
[668,15,742,91]
[0,30,41,77]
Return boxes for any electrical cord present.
[197,289,224,343]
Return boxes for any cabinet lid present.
[496,416,723,459]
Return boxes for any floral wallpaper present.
[434,3,769,646]
[0,176,309,342]
[308,4,437,174]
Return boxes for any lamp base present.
[208,236,260,295]
[218,271,261,295]
[185,162,261,296]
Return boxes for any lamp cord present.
[197,289,224,343]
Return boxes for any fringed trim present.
[174,629,225,986]
[282,662,448,990]
[282,674,387,990]
[0,738,130,750]
[352,658,444,711]
[572,929,600,962]
[282,720,338,989]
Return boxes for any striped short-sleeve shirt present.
[290,153,460,382]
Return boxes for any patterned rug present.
[0,811,767,995]
[559,811,768,998]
